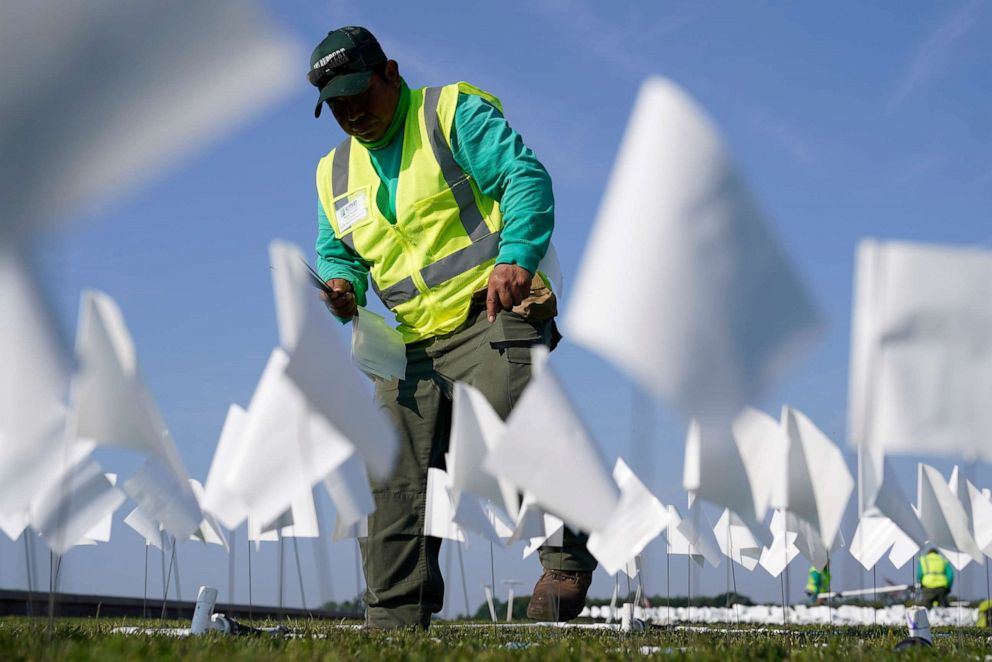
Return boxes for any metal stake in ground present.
[291,534,309,614]
[142,544,148,618]
[172,541,183,603]
[227,528,235,614]
[160,542,177,620]
[247,536,254,621]
[23,534,35,616]
[277,532,285,610]
[457,541,470,618]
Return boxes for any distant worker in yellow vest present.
[916,548,954,607]
[805,561,830,604]
[308,26,594,629]
[979,599,991,627]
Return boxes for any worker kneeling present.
[916,548,953,608]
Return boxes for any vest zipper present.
[386,223,430,297]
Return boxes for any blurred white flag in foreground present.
[0,247,92,538]
[850,240,992,464]
[78,473,118,546]
[0,0,299,241]
[322,454,375,532]
[272,241,398,481]
[30,459,125,554]
[565,76,818,424]
[70,290,201,540]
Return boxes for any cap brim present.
[313,70,374,117]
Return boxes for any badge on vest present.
[334,190,370,234]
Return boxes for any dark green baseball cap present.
[308,26,387,118]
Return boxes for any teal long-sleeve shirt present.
[315,83,554,307]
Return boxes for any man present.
[307,26,595,629]
[916,548,953,607]
[805,561,830,605]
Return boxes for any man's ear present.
[383,59,401,87]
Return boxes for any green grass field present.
[1,618,990,661]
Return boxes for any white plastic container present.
[191,586,218,635]
[906,606,932,644]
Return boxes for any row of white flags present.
[3,55,992,588]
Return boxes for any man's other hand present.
[320,278,357,318]
[486,264,532,322]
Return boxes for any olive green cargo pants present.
[361,306,596,629]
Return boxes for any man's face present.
[327,62,401,142]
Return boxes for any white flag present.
[485,347,619,534]
[772,406,853,551]
[565,76,818,423]
[759,510,801,578]
[271,241,398,480]
[0,247,84,533]
[917,463,984,564]
[223,348,353,530]
[587,458,670,575]
[449,382,518,519]
[850,240,992,463]
[683,407,779,543]
[713,509,762,571]
[322,453,375,531]
[966,481,992,556]
[201,405,250,530]
[0,0,299,241]
[31,460,125,554]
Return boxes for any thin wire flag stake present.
[142,544,148,619]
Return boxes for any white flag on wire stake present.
[565,76,819,424]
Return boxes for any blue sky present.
[7,1,992,613]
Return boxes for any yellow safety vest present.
[920,553,948,589]
[316,82,505,343]
[806,567,830,594]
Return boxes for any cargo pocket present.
[489,311,544,364]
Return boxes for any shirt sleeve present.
[315,198,369,309]
[946,563,954,586]
[449,92,554,274]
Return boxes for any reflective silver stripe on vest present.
[376,232,501,309]
[420,232,500,289]
[423,87,489,241]
[376,275,419,310]
[331,138,356,251]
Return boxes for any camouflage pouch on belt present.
[511,273,557,322]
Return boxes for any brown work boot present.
[526,569,592,622]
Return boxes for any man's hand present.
[320,278,357,319]
[486,264,532,322]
